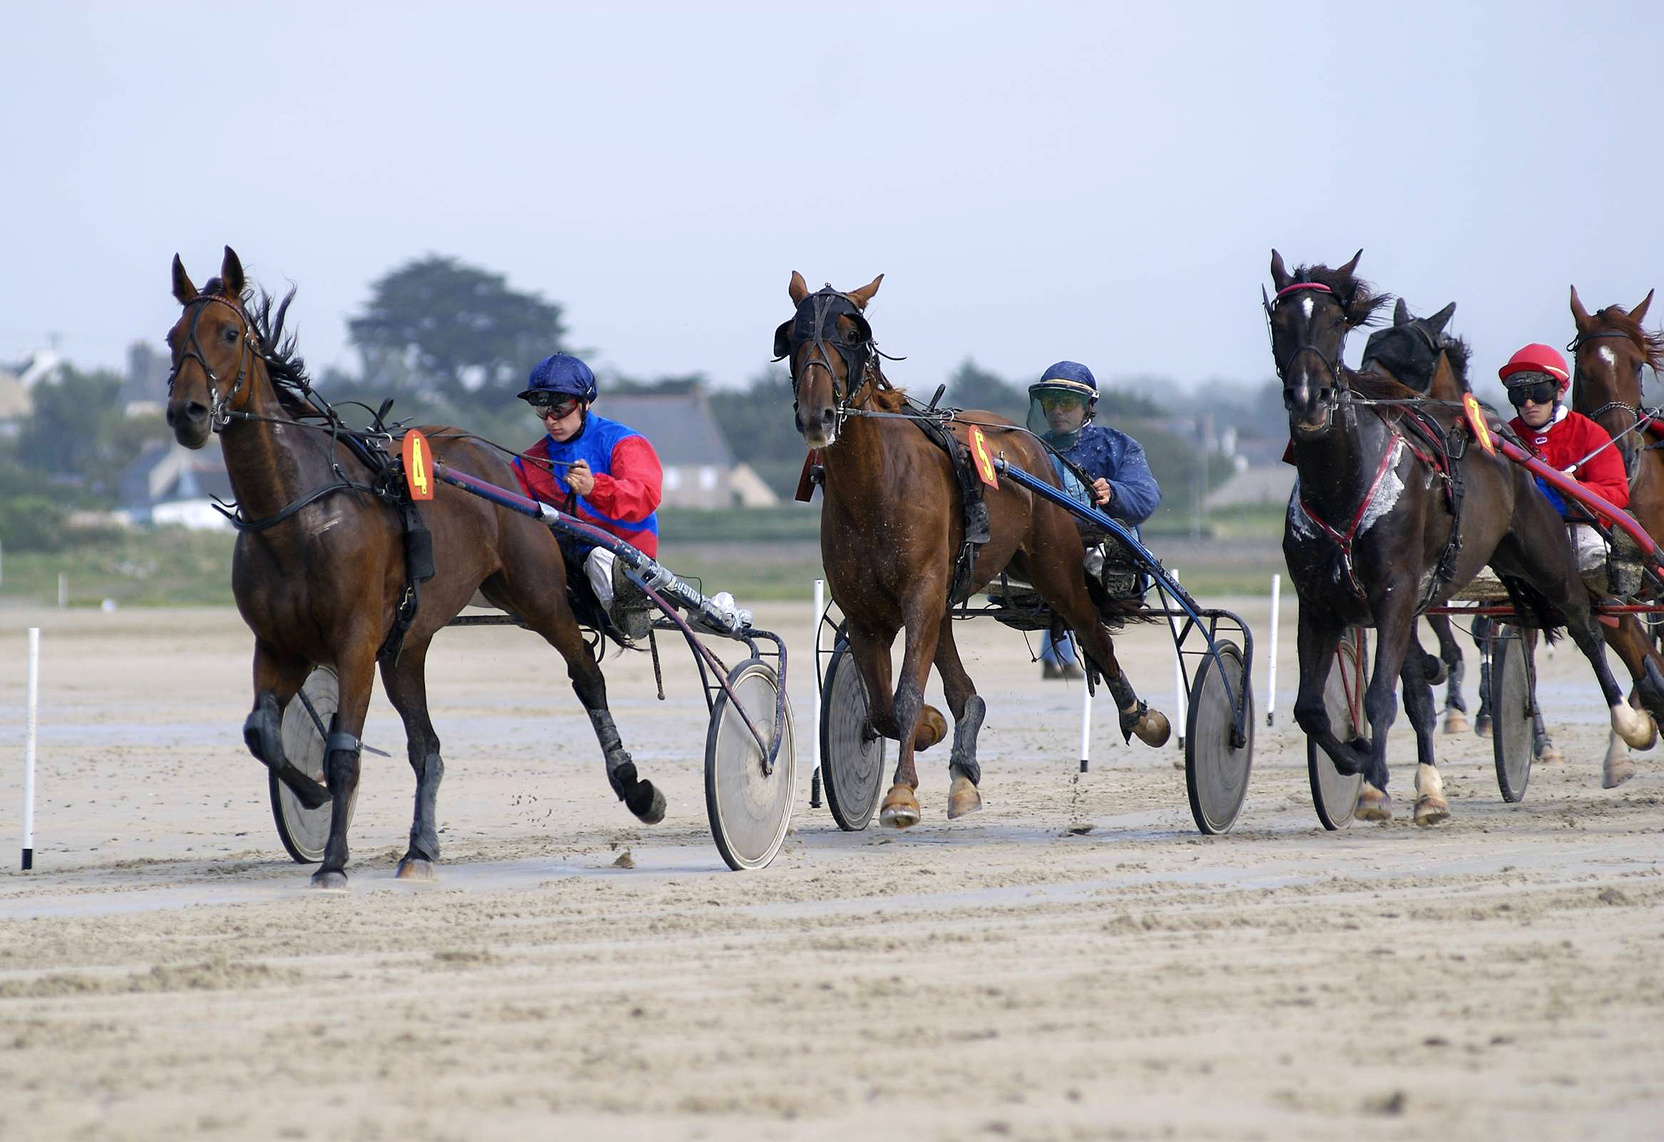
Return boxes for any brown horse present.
[1568,285,1664,785]
[165,247,665,889]
[779,272,1169,828]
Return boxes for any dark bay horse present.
[165,248,665,889]
[1271,251,1652,824]
[779,272,1168,827]
[1568,285,1664,785]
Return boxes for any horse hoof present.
[1603,756,1636,789]
[396,857,436,881]
[1413,795,1450,827]
[1474,714,1492,739]
[310,869,348,892]
[878,785,920,829]
[1536,745,1565,765]
[1443,710,1469,735]
[628,782,667,826]
[914,706,948,752]
[1355,786,1393,822]
[1134,708,1172,748]
[946,774,982,819]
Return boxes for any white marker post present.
[1167,570,1187,748]
[1266,573,1281,726]
[57,573,67,609]
[22,628,39,871]
[810,578,824,809]
[1078,660,1093,773]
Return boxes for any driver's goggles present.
[1506,380,1558,408]
[526,393,581,418]
[1038,394,1087,412]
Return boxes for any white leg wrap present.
[1415,762,1443,799]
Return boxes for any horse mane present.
[1289,261,1392,328]
[1441,334,1471,385]
[201,275,327,420]
[1346,367,1421,402]
[1594,305,1664,372]
[866,368,911,412]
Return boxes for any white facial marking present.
[1599,345,1617,369]
[1301,297,1314,321]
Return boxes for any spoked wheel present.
[705,659,797,871]
[1309,627,1368,830]
[1185,640,1254,834]
[271,666,356,864]
[1491,628,1533,803]
[819,642,887,831]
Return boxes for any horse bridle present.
[1263,281,1350,418]
[773,288,878,425]
[1569,327,1651,474]
[167,294,259,432]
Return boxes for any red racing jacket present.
[512,413,663,557]
[1507,406,1629,518]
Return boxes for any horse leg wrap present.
[409,753,444,861]
[893,679,924,746]
[243,692,284,768]
[589,709,660,820]
[949,695,986,786]
[1445,658,1467,713]
[1118,700,1149,745]
[325,732,361,757]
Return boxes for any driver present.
[1026,360,1162,677]
[1500,342,1628,588]
[512,353,663,641]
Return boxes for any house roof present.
[597,391,734,467]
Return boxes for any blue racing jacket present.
[1053,423,1161,526]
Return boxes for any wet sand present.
[0,601,1661,1140]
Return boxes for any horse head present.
[1569,285,1663,473]
[165,246,261,449]
[1360,299,1459,394]
[1264,249,1389,435]
[775,271,884,448]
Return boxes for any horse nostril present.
[187,401,208,419]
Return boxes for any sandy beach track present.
[1,602,1661,1140]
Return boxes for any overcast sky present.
[5,1,1662,399]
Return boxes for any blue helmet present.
[519,353,597,403]
[1028,360,1098,400]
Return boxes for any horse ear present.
[1269,250,1291,291]
[846,274,884,309]
[788,271,809,304]
[1338,249,1363,278]
[1570,285,1594,332]
[220,246,245,296]
[1631,289,1654,325]
[1427,301,1457,334]
[1392,298,1410,326]
[172,255,198,305]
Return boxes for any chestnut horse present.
[779,272,1168,827]
[1568,285,1664,785]
[1271,251,1653,824]
[165,248,665,889]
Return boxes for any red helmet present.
[1499,343,1570,385]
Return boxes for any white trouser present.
[585,547,617,610]
[1570,524,1608,574]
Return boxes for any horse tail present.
[1497,576,1564,646]
[1084,575,1159,628]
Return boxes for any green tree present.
[348,255,567,406]
[14,367,168,499]
[944,359,1026,421]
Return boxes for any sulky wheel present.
[1309,627,1368,830]
[271,666,356,864]
[705,659,797,871]
[819,641,887,831]
[1491,628,1533,803]
[1185,639,1254,834]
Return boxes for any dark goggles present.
[525,392,581,418]
[1506,379,1559,408]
